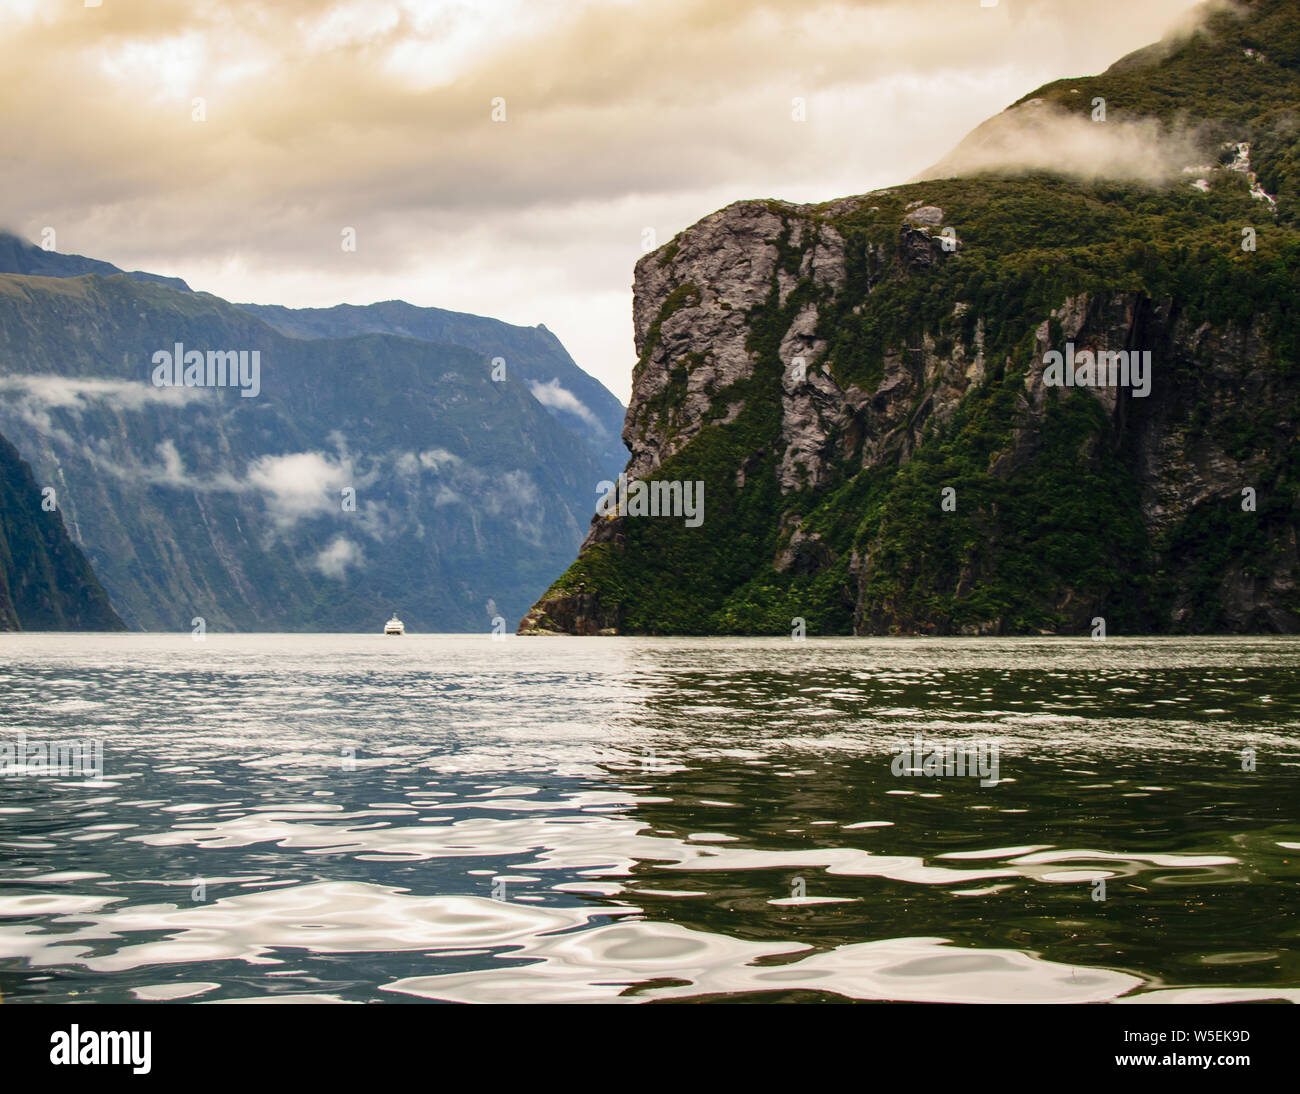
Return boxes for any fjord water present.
[1,634,1297,1005]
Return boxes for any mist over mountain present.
[0,239,624,632]
[236,299,626,474]
[523,0,1300,637]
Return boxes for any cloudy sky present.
[1,0,1203,402]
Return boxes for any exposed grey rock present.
[903,205,944,226]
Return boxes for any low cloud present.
[153,439,193,487]
[313,535,365,578]
[0,375,205,441]
[0,375,202,410]
[418,447,461,471]
[246,450,355,525]
[918,99,1206,185]
[527,379,602,432]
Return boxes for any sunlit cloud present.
[0,0,1204,401]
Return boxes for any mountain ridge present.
[0,230,193,292]
[237,298,626,474]
[0,230,626,479]
[0,249,619,632]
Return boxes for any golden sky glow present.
[0,0,1203,399]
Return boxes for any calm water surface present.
[1,634,1297,1004]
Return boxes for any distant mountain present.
[0,428,124,631]
[237,300,626,474]
[0,246,622,632]
[0,230,192,292]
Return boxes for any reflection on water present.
[0,634,1297,1004]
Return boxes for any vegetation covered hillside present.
[522,0,1300,636]
[0,428,124,631]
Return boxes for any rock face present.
[517,590,619,636]
[522,0,1300,636]
[0,428,124,631]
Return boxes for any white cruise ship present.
[384,613,405,635]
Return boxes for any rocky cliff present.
[0,427,124,631]
[522,0,1300,636]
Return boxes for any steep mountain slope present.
[522,0,1300,636]
[0,427,124,631]
[238,300,626,474]
[0,271,605,632]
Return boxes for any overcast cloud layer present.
[0,0,1202,401]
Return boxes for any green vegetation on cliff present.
[528,0,1300,636]
[0,430,124,631]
